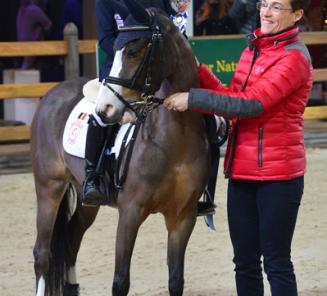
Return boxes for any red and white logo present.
[254,66,265,74]
[67,119,84,145]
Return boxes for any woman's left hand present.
[164,92,189,112]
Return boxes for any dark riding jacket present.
[189,27,313,181]
[96,0,128,80]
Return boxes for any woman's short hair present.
[290,0,310,11]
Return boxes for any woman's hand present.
[164,92,189,112]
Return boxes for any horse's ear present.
[123,0,152,25]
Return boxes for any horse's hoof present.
[63,283,80,296]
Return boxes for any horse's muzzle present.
[96,108,123,125]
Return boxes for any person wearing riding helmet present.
[82,0,182,206]
[164,0,313,294]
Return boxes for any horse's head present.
[95,0,198,125]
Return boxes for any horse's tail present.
[48,183,76,295]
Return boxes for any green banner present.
[189,37,247,85]
[96,42,107,78]
[97,37,248,85]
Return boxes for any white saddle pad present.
[63,98,135,159]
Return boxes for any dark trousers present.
[227,176,304,296]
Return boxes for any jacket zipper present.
[258,127,263,167]
[225,48,259,178]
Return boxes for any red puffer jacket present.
[189,27,313,180]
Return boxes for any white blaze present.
[110,49,124,82]
[95,49,125,119]
[93,48,137,125]
[99,48,124,101]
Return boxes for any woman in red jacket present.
[165,0,312,294]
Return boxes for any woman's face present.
[259,0,304,34]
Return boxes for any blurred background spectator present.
[226,0,258,34]
[195,0,236,35]
[16,0,52,70]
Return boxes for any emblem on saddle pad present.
[63,98,95,158]
[67,113,88,145]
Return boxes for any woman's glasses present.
[256,1,293,14]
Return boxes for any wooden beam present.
[190,31,327,45]
[79,40,97,54]
[0,41,67,57]
[0,82,58,99]
[304,106,327,121]
[299,32,327,45]
[313,69,327,82]
[0,143,30,156]
[0,31,325,58]
[0,126,30,142]
[0,107,325,143]
[0,68,324,101]
[190,34,246,41]
[0,40,97,57]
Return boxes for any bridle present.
[103,22,166,188]
[103,24,165,121]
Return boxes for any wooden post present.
[64,23,80,80]
[82,0,97,78]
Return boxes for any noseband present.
[104,24,164,121]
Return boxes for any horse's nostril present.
[101,104,111,113]
[96,110,107,122]
[95,104,117,123]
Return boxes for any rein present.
[104,24,165,121]
[114,119,142,188]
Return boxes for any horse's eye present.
[126,50,138,58]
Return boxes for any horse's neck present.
[168,45,199,93]
[156,79,172,98]
[158,65,198,97]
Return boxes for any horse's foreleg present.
[165,212,197,296]
[112,205,146,296]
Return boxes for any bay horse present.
[31,2,210,296]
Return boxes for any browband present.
[118,25,152,33]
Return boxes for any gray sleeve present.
[188,88,264,118]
